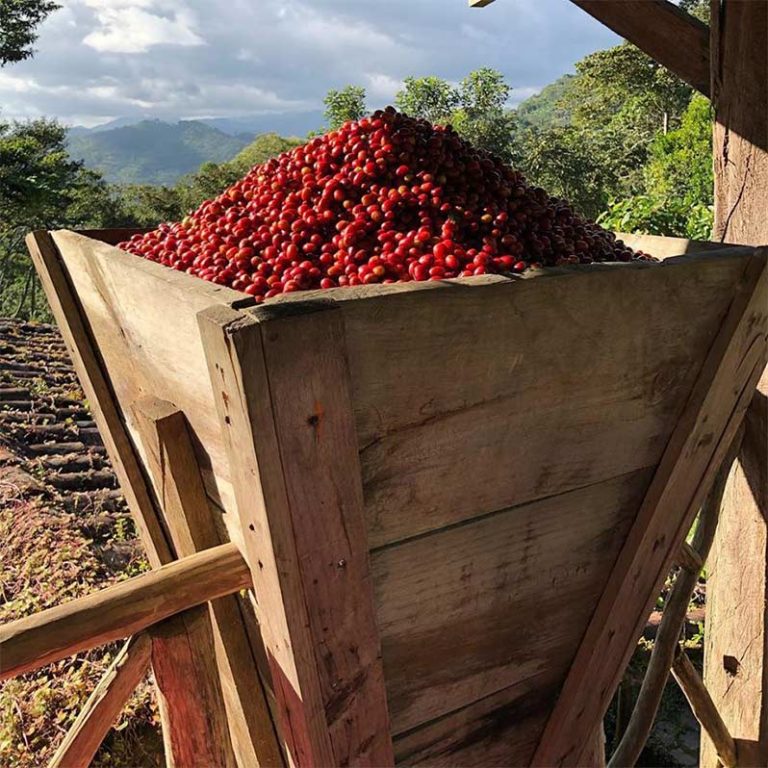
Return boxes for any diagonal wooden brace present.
[533,250,768,765]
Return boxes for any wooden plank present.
[711,0,768,248]
[0,543,251,679]
[151,608,237,768]
[49,634,152,768]
[672,651,738,768]
[372,468,652,738]
[133,397,284,768]
[48,228,249,523]
[199,304,394,767]
[337,253,747,548]
[569,0,710,96]
[25,230,172,567]
[703,373,768,767]
[393,683,552,767]
[703,2,768,762]
[614,232,751,259]
[532,250,768,766]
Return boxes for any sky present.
[0,0,620,128]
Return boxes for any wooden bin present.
[24,229,768,767]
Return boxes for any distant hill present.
[515,75,574,129]
[66,120,252,185]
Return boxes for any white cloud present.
[82,2,204,53]
[365,73,404,103]
[0,0,621,128]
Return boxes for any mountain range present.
[66,111,324,185]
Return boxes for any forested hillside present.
[66,120,252,185]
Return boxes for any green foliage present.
[0,0,59,66]
[0,119,125,319]
[598,95,714,240]
[644,94,713,209]
[227,132,304,175]
[515,75,574,130]
[111,132,306,229]
[395,76,458,124]
[394,68,516,159]
[115,184,183,229]
[514,125,606,218]
[451,68,516,159]
[323,85,366,131]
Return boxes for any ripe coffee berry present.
[119,109,654,303]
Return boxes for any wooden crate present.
[22,229,768,767]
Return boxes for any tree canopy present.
[0,0,59,66]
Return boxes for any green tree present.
[115,184,184,229]
[598,94,714,239]
[0,0,59,65]
[392,68,517,160]
[452,68,516,159]
[0,119,123,318]
[395,76,458,124]
[323,86,366,130]
[516,125,606,218]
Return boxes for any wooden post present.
[704,1,768,765]
[133,397,284,768]
[199,304,394,768]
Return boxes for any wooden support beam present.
[704,2,768,765]
[569,0,711,96]
[151,609,237,768]
[49,635,151,768]
[0,543,250,680]
[134,397,284,768]
[25,230,172,567]
[673,650,738,768]
[608,430,740,768]
[532,250,768,766]
[199,304,394,767]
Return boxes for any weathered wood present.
[341,253,747,548]
[705,1,768,764]
[673,650,738,768]
[711,0,768,247]
[151,608,237,768]
[48,634,151,768]
[373,468,651,740]
[48,228,250,528]
[25,230,172,567]
[199,304,394,768]
[46,230,755,552]
[677,541,704,574]
[533,250,768,766]
[582,727,606,768]
[133,397,284,768]
[608,429,740,768]
[569,0,711,96]
[0,543,250,679]
[35,226,768,766]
